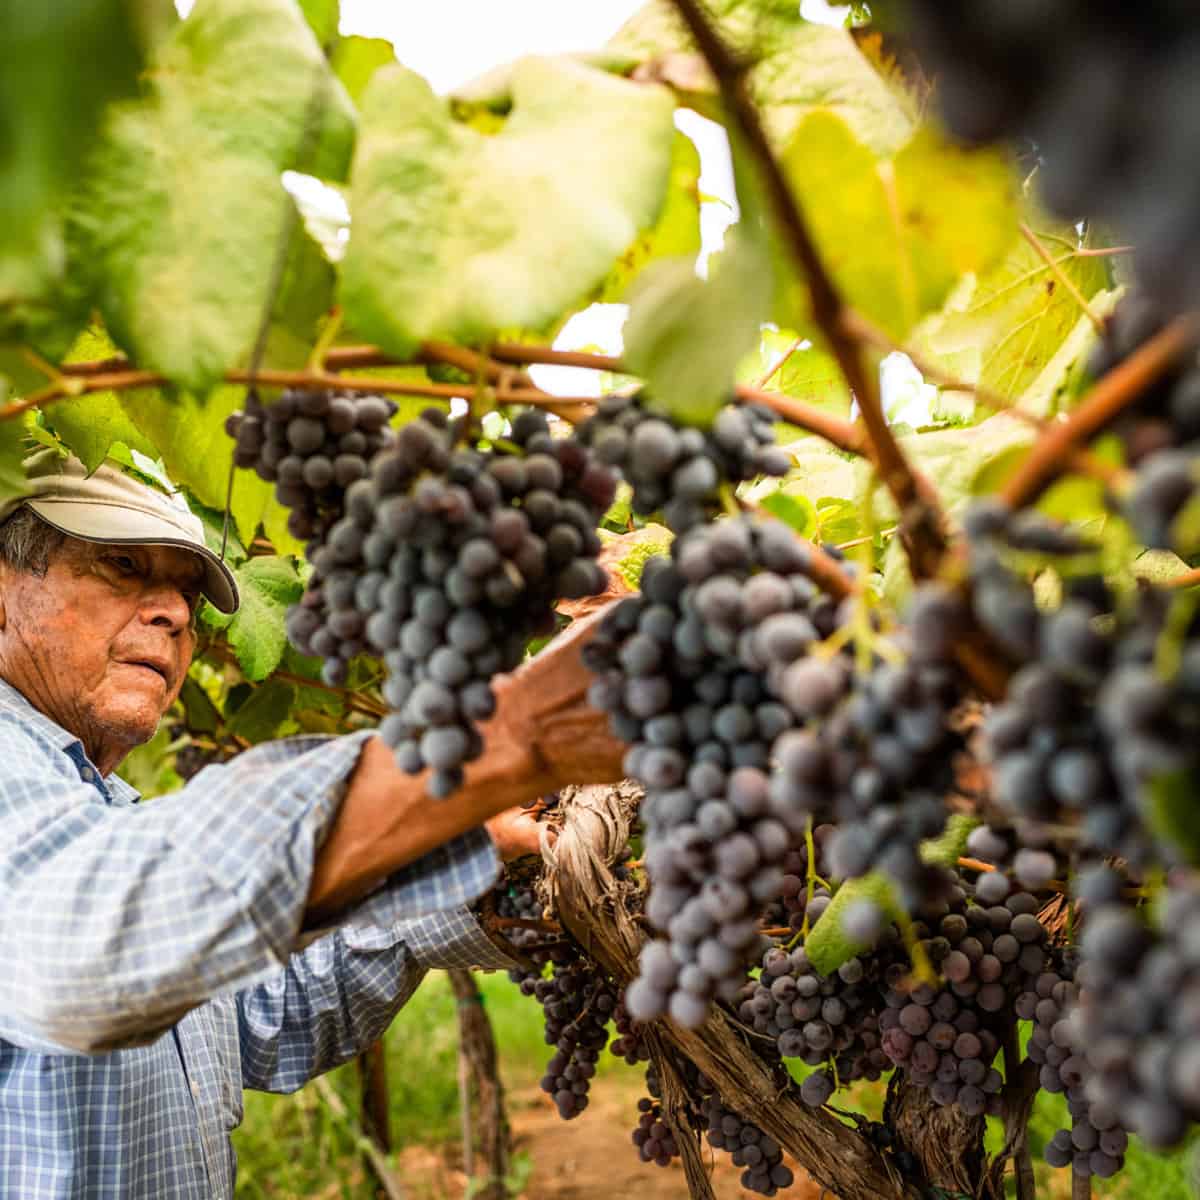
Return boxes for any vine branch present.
[665,0,947,580]
[1001,316,1199,510]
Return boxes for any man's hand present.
[485,805,551,862]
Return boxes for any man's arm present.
[305,606,625,923]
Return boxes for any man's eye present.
[106,554,139,575]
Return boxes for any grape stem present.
[1001,315,1200,510]
[663,0,949,582]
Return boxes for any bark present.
[448,968,511,1200]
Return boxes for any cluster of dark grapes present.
[1020,947,1130,1180]
[1070,883,1200,1151]
[741,939,894,1095]
[528,958,619,1121]
[700,1088,794,1196]
[771,581,970,909]
[226,388,397,542]
[631,1093,681,1169]
[576,392,789,533]
[286,406,617,795]
[900,2,1200,314]
[967,498,1199,873]
[760,832,834,934]
[1086,295,1200,555]
[586,519,848,1027]
[877,881,1045,1119]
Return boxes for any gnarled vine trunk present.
[545,782,997,1200]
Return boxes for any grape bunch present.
[877,882,1045,1119]
[760,831,834,934]
[631,1094,681,1170]
[1082,295,1200,556]
[743,939,894,1090]
[287,406,617,796]
[226,388,397,542]
[967,498,1200,873]
[586,519,849,1026]
[900,2,1200,314]
[1020,947,1130,1180]
[700,1089,794,1196]
[577,392,790,533]
[1071,885,1200,1150]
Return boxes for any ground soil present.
[391,1072,831,1200]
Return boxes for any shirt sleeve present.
[238,894,516,1093]
[0,722,503,1055]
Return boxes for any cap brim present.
[29,500,241,614]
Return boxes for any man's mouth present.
[121,659,171,686]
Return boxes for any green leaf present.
[759,489,818,538]
[596,130,701,304]
[43,326,159,472]
[341,57,675,354]
[71,0,356,391]
[227,680,296,743]
[0,2,143,290]
[223,556,303,681]
[624,229,771,426]
[777,112,1017,340]
[806,815,977,975]
[330,36,395,105]
[179,675,221,735]
[738,331,851,418]
[1147,768,1200,867]
[0,417,33,510]
[117,384,286,552]
[297,0,338,46]
[911,219,1112,403]
[805,872,898,976]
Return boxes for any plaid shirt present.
[0,679,514,1198]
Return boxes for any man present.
[0,449,624,1198]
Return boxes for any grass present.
[232,973,1198,1199]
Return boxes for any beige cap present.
[0,450,240,613]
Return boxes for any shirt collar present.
[0,676,140,805]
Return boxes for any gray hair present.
[0,506,68,578]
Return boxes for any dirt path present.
[393,1073,830,1200]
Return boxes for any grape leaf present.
[71,0,356,391]
[0,1,142,299]
[911,219,1112,403]
[223,556,303,682]
[330,36,396,105]
[43,326,159,472]
[227,680,296,743]
[806,815,979,975]
[777,112,1017,341]
[341,57,675,355]
[738,330,852,418]
[759,489,818,538]
[596,130,702,304]
[624,225,771,426]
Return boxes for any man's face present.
[0,539,202,772]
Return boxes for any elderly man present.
[0,449,623,1198]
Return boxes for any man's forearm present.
[305,605,626,924]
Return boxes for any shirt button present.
[191,1082,201,1098]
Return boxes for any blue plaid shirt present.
[0,678,514,1198]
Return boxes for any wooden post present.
[357,1040,392,1153]
[448,968,511,1200]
